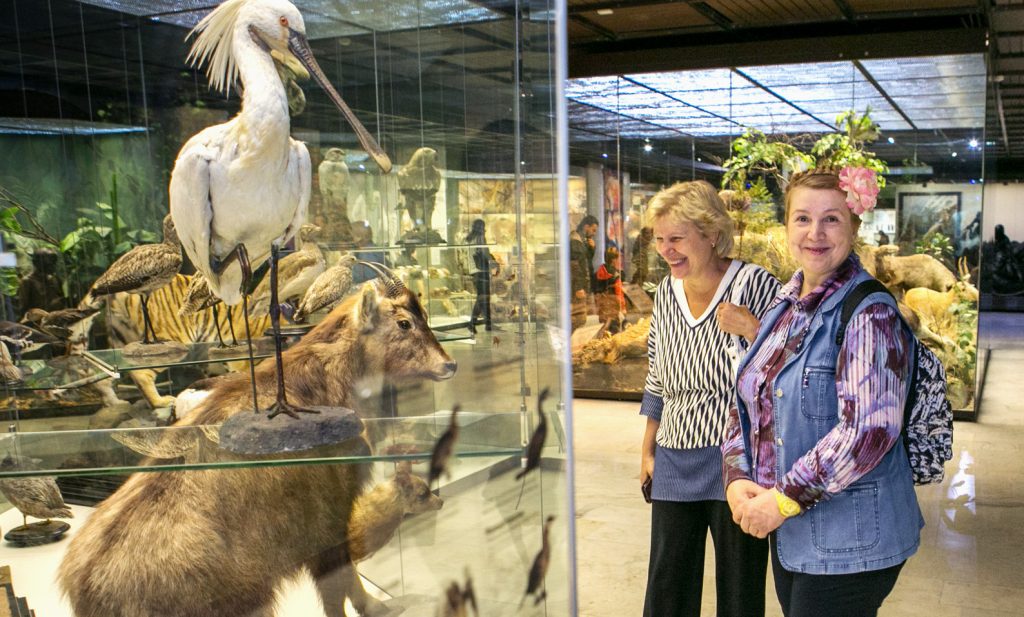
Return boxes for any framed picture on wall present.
[897,192,962,244]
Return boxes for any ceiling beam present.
[853,59,917,130]
[568,0,692,16]
[620,75,744,128]
[570,18,986,78]
[832,0,856,21]
[689,2,734,30]
[731,68,836,131]
[570,15,618,41]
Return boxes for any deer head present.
[954,257,979,302]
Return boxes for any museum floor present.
[573,311,1024,617]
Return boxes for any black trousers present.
[470,271,491,330]
[644,500,768,617]
[770,535,904,617]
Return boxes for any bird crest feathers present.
[187,0,249,96]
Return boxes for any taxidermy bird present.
[21,307,100,353]
[438,569,478,617]
[169,0,391,418]
[87,214,183,344]
[0,453,73,528]
[517,387,550,480]
[429,406,460,488]
[0,345,25,385]
[293,253,357,322]
[397,147,441,228]
[318,147,349,212]
[179,273,237,347]
[521,515,556,607]
[0,320,58,359]
[250,223,325,315]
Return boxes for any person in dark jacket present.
[466,219,498,334]
[570,214,598,330]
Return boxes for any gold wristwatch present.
[774,490,801,518]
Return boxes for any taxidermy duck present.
[169,0,391,418]
[87,214,182,344]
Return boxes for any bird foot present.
[266,400,321,420]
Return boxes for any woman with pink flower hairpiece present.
[721,167,922,617]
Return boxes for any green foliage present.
[914,231,954,269]
[58,201,157,298]
[722,128,812,197]
[810,109,889,187]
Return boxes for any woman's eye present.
[398,320,412,330]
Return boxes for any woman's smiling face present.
[653,218,715,280]
[786,186,857,289]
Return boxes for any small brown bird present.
[428,405,460,488]
[293,253,357,322]
[22,306,100,352]
[178,273,236,347]
[87,214,183,343]
[521,515,556,607]
[0,453,73,528]
[251,224,325,315]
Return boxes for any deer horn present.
[357,261,405,298]
[957,256,970,282]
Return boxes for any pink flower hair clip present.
[838,166,879,215]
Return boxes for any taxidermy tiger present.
[105,274,270,408]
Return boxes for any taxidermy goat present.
[58,279,456,617]
[347,462,443,563]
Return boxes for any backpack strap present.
[835,279,893,347]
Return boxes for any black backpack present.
[837,279,954,485]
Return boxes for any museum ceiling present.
[3,0,1024,180]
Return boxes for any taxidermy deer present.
[58,278,457,617]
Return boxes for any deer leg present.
[266,243,318,420]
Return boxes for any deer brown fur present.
[58,281,456,617]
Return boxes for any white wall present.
[983,183,1024,242]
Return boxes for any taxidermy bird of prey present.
[429,406,460,488]
[0,453,73,528]
[87,214,183,344]
[397,147,441,192]
[293,253,358,322]
[318,148,350,207]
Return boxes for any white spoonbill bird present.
[169,0,391,418]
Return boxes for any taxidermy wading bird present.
[0,320,58,360]
[293,253,357,322]
[514,388,550,509]
[250,223,325,316]
[178,273,238,347]
[169,0,392,419]
[87,214,183,344]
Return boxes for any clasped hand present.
[725,480,785,539]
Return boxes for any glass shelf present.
[83,340,281,373]
[6,356,110,391]
[0,411,521,478]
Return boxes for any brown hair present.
[783,170,861,228]
[647,180,734,257]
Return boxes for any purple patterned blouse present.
[721,255,912,511]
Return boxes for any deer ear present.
[358,284,381,332]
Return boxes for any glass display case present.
[0,1,573,615]
[566,57,985,416]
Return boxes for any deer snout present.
[439,361,458,379]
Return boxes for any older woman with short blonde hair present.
[640,180,779,617]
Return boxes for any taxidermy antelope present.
[58,278,456,617]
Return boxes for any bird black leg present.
[226,307,238,346]
[266,243,318,420]
[140,296,156,344]
[210,243,253,284]
[211,305,226,348]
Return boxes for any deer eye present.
[279,16,289,27]
[398,319,412,330]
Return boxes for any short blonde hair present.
[784,170,861,229]
[647,180,734,257]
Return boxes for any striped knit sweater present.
[641,260,780,450]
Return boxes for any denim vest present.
[735,269,924,574]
